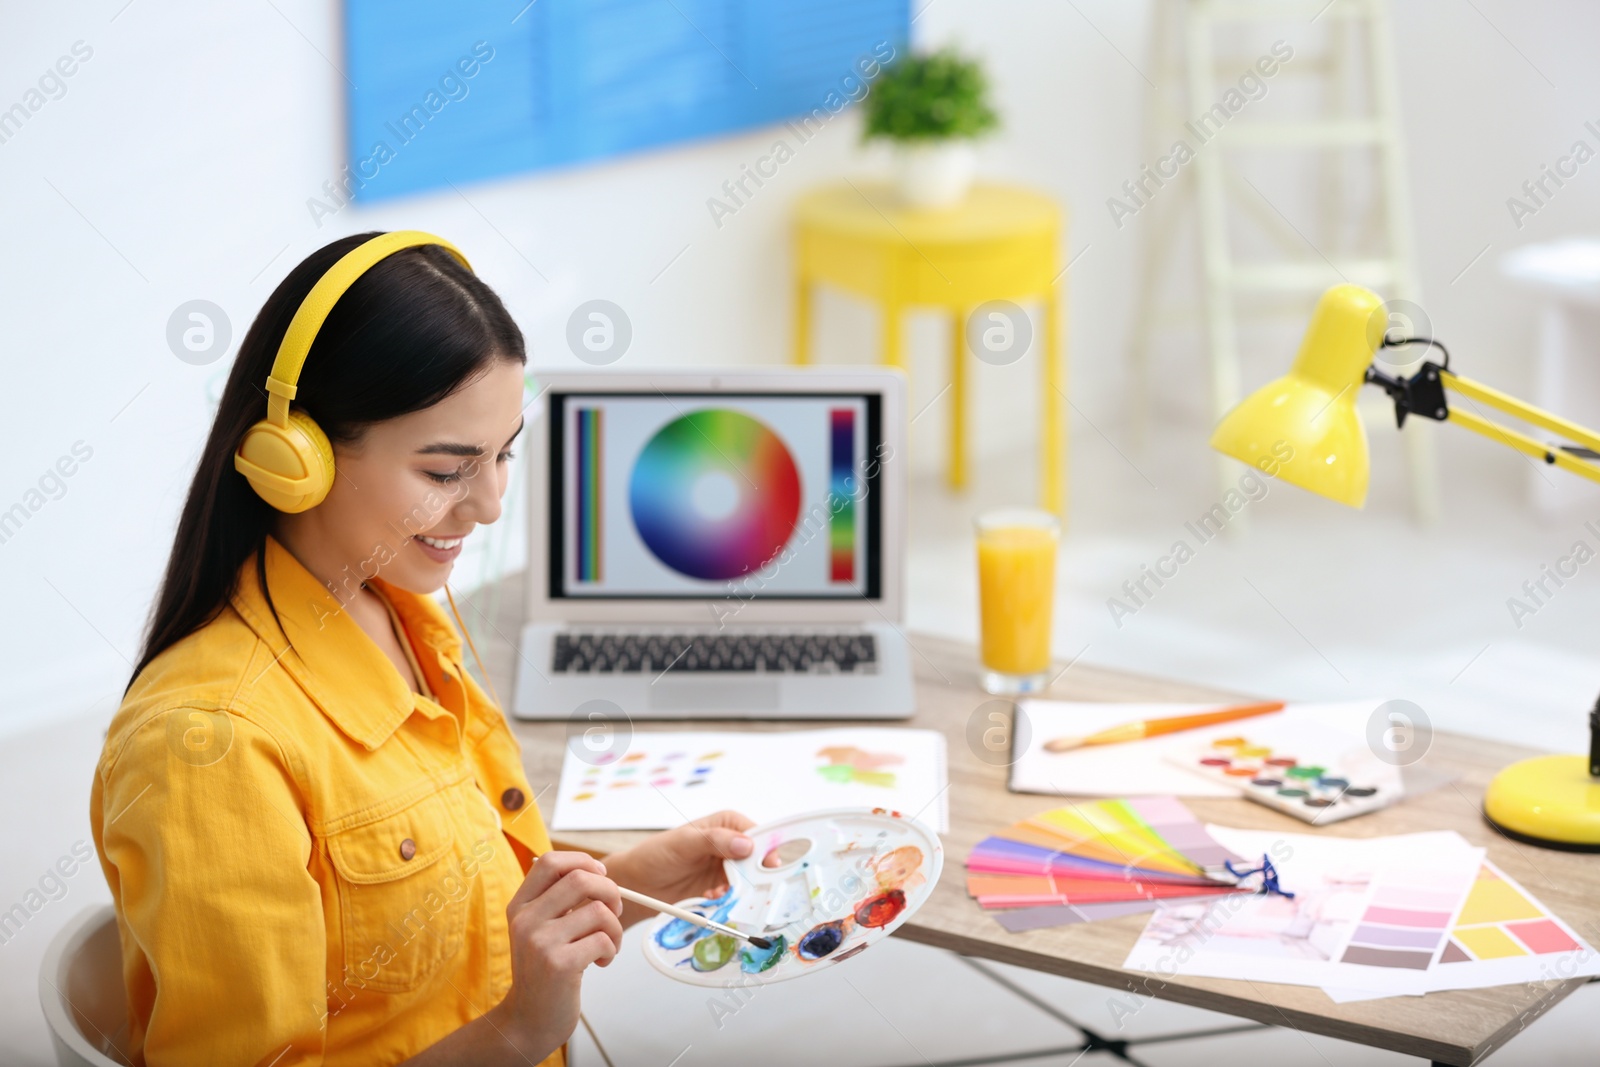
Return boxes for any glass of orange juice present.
[975,508,1059,695]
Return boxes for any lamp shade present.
[1210,284,1386,508]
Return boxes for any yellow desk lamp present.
[1211,283,1600,851]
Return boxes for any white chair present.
[39,905,131,1067]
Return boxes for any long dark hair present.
[128,232,525,690]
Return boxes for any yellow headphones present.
[234,231,473,512]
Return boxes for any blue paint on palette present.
[740,934,787,973]
[797,920,845,960]
[653,887,737,950]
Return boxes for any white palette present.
[642,807,943,987]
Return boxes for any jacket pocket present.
[328,790,467,993]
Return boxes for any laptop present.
[511,367,915,720]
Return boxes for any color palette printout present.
[1419,861,1600,992]
[552,728,948,833]
[1124,828,1485,995]
[1124,826,1600,997]
[967,797,1251,933]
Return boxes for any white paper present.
[1123,828,1486,996]
[1009,699,1393,798]
[551,728,948,834]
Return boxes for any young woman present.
[91,232,754,1067]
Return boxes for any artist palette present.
[1169,736,1401,824]
[642,807,942,986]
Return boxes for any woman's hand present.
[489,851,623,1060]
[602,809,756,928]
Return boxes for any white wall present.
[3,0,1598,737]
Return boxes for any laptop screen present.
[546,391,883,601]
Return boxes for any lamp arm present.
[1441,370,1600,455]
[1444,406,1600,485]
[1438,371,1600,485]
[1361,356,1600,485]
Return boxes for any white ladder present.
[1129,0,1439,522]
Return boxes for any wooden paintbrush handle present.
[1139,700,1284,738]
[618,886,757,945]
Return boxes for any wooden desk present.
[469,573,1595,1067]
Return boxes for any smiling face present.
[275,358,526,596]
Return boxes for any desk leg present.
[950,309,967,491]
[1040,284,1065,516]
[793,275,811,365]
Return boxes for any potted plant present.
[863,48,1000,208]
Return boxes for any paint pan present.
[642,807,943,986]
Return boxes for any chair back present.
[38,905,131,1067]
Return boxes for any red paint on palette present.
[854,889,907,928]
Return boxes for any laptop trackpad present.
[648,679,781,712]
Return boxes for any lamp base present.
[1482,754,1600,852]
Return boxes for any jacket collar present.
[230,535,463,751]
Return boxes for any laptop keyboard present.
[552,632,878,675]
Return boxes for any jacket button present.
[501,787,526,811]
[399,838,417,861]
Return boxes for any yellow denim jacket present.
[91,535,564,1067]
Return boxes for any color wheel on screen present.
[629,409,801,581]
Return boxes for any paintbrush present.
[618,886,773,950]
[462,620,773,960]
[1042,700,1285,752]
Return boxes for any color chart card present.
[1323,859,1600,1001]
[1422,861,1600,991]
[1336,866,1481,974]
[551,728,948,834]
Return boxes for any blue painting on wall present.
[341,0,910,203]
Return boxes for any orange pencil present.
[1042,701,1285,753]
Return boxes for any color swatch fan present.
[967,797,1249,933]
[643,808,942,986]
[629,409,801,581]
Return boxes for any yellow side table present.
[792,181,1067,514]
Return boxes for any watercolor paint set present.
[1166,733,1402,824]
[965,797,1252,933]
[643,807,942,986]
